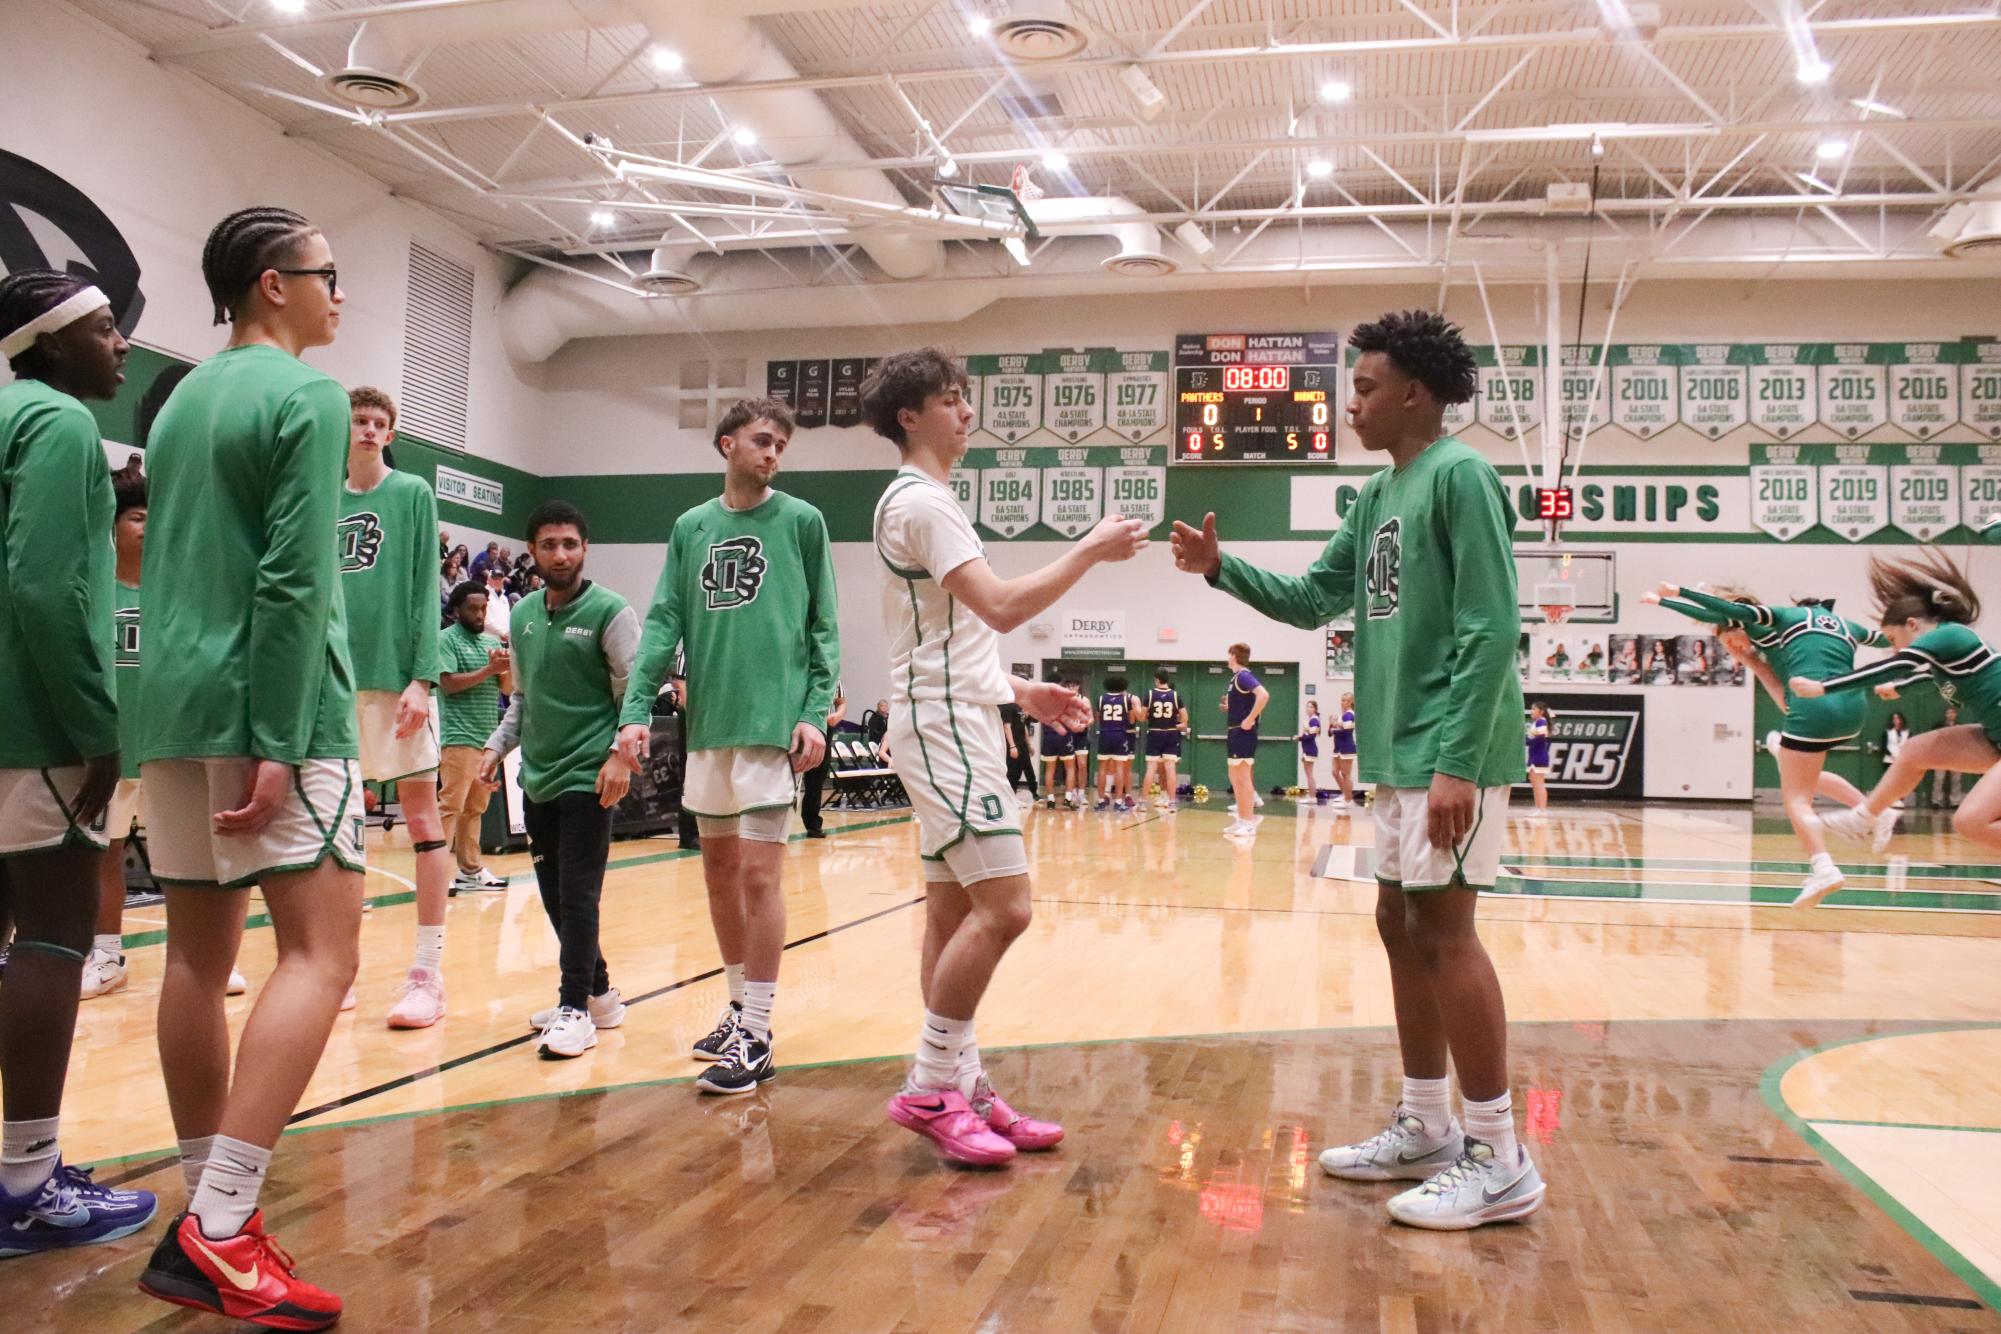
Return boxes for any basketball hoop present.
[1535,582,1577,626]
[1010,163,1045,201]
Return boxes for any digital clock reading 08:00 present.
[1173,332,1343,463]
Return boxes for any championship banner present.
[1889,443,1961,541]
[1817,445,1889,541]
[1105,455,1166,528]
[1815,343,1891,439]
[1678,343,1750,439]
[1041,454,1104,537]
[1609,344,1679,439]
[1748,344,1814,439]
[1963,444,2001,533]
[977,458,1041,537]
[1965,339,2001,441]
[1559,344,1611,440]
[972,353,1044,443]
[1106,350,1170,440]
[1474,344,1541,440]
[1888,342,1962,440]
[1041,348,1108,441]
[946,465,980,524]
[1750,445,1818,540]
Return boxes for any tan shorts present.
[0,766,110,855]
[142,757,365,888]
[1372,785,1511,891]
[355,689,441,783]
[683,746,796,821]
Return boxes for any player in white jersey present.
[862,348,1147,1167]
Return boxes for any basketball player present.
[1172,309,1545,1230]
[1221,644,1267,839]
[0,269,158,1256]
[613,397,839,1096]
[1643,582,1888,905]
[342,386,452,1028]
[1142,669,1188,809]
[1094,675,1140,811]
[132,208,358,1326]
[1037,678,1076,809]
[1798,552,2001,858]
[862,347,1146,1166]
[436,582,511,891]
[1298,701,1323,801]
[481,501,639,1060]
[1525,702,1552,812]
[1063,676,1088,805]
[1330,692,1358,808]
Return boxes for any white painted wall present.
[3,3,542,470]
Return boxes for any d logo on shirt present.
[1366,517,1402,620]
[338,512,385,573]
[703,537,767,610]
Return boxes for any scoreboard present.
[1173,331,1342,463]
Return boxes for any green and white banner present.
[977,457,1040,536]
[1964,445,2001,532]
[1817,445,1889,540]
[1475,345,1541,439]
[1748,344,1815,439]
[1816,343,1891,439]
[1888,342,1963,440]
[1104,459,1167,528]
[1889,444,1959,541]
[1559,345,1611,440]
[1750,445,1818,541]
[1679,343,1751,439]
[1609,344,1679,438]
[1106,350,1171,440]
[946,465,980,524]
[1042,349,1108,441]
[1041,457,1104,537]
[972,353,1044,443]
[1964,340,2001,440]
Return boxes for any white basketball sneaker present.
[1319,1106,1465,1181]
[538,1007,597,1059]
[225,969,248,996]
[1387,1137,1546,1230]
[528,987,625,1032]
[79,949,128,999]
[1793,861,1846,908]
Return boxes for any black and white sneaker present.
[691,1001,744,1062]
[695,1030,775,1096]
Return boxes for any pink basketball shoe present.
[971,1077,1064,1151]
[886,1087,1017,1167]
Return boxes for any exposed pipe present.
[1020,196,1179,274]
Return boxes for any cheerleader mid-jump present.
[1643,581,1890,907]
[1792,551,2000,859]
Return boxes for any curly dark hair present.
[1348,310,1478,406]
[858,347,968,446]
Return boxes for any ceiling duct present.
[323,0,627,111]
[634,243,705,294]
[993,1,1090,62]
[1023,196,1179,276]
[1929,190,2001,255]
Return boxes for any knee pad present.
[413,839,448,854]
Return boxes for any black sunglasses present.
[273,266,339,295]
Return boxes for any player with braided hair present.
[1795,551,2001,860]
[133,207,352,1329]
[0,267,159,1257]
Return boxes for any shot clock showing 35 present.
[1173,332,1342,463]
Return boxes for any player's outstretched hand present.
[1638,590,1662,605]
[789,721,826,773]
[1789,676,1825,698]
[215,758,293,835]
[1017,678,1091,732]
[1654,580,1681,599]
[1170,512,1222,579]
[613,722,651,772]
[1082,513,1150,564]
[1874,683,1900,701]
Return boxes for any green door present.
[1045,657,1299,796]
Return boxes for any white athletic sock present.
[178,1135,215,1197]
[1401,1075,1452,1136]
[741,980,776,1041]
[413,924,445,973]
[1810,851,1838,876]
[953,1023,983,1097]
[911,1011,973,1092]
[724,963,746,1007]
[92,933,122,960]
[1462,1091,1519,1165]
[191,1135,271,1240]
[0,1116,60,1196]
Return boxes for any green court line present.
[1807,1117,2001,1136]
[1761,1025,2001,1314]
[1517,854,2001,879]
[113,813,915,953]
[1490,875,2001,913]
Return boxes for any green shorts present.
[1780,692,1865,746]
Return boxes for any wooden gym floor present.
[5,796,1999,1331]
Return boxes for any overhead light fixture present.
[1816,137,1849,161]
[649,45,683,74]
[1118,65,1167,123]
[590,208,617,228]
[1305,159,1333,179]
[1590,135,1606,158]
[732,125,758,146]
[1850,97,1905,119]
[936,155,960,179]
[969,14,991,36]
[1319,79,1352,104]
[1796,58,1832,85]
[1041,149,1069,171]
[270,0,306,11]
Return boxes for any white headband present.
[0,286,111,361]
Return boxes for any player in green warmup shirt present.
[128,207,355,1330]
[436,581,511,892]
[1643,581,1888,906]
[480,500,640,1062]
[0,269,160,1258]
[1793,551,2001,860]
[1172,310,1543,1233]
[340,386,451,1029]
[614,396,839,1096]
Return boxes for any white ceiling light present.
[1796,58,1833,85]
[1850,97,1905,119]
[936,155,960,179]
[649,45,683,74]
[1305,159,1333,179]
[968,14,991,36]
[1319,79,1352,104]
[1041,149,1069,171]
[1816,138,1850,161]
[269,0,306,12]
[732,125,758,147]
[590,209,616,228]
